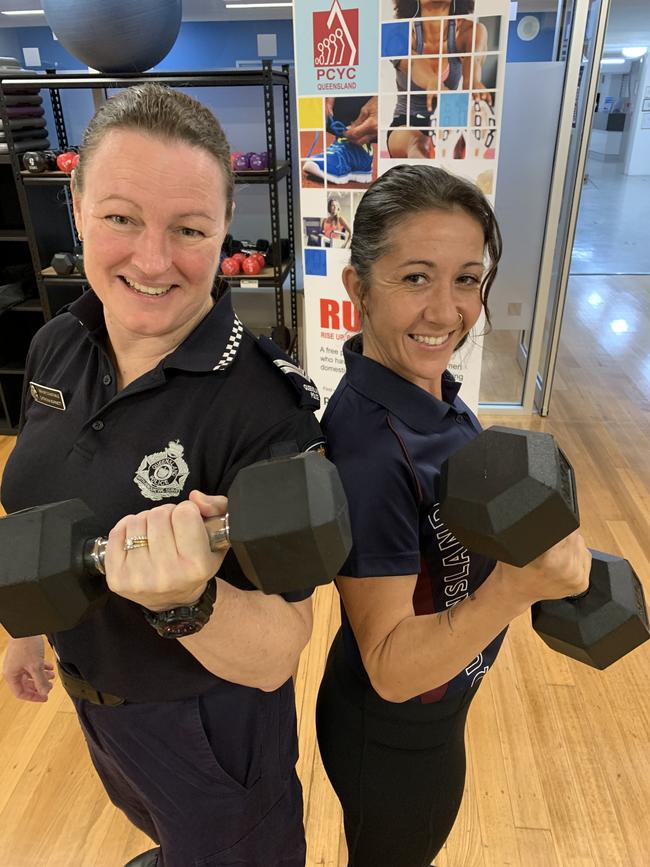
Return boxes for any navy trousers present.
[72,677,306,866]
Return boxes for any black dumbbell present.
[256,238,290,267]
[439,426,649,669]
[222,233,234,255]
[0,451,351,638]
[22,150,60,173]
[51,252,75,275]
[51,246,84,277]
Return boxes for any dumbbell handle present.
[83,514,232,576]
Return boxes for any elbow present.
[369,670,437,703]
[368,671,413,703]
[258,673,294,693]
[364,654,412,703]
[258,627,312,693]
[370,678,407,703]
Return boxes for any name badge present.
[29,382,66,411]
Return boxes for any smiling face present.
[72,128,230,357]
[343,206,485,399]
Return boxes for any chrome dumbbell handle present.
[82,515,231,576]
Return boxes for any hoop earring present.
[457,312,464,328]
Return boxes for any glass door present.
[529,0,612,414]
[478,0,610,411]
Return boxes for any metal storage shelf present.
[20,161,291,186]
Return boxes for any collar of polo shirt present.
[342,335,464,435]
[66,280,242,376]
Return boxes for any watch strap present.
[142,577,217,638]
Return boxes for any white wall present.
[624,54,650,176]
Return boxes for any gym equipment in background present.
[41,0,182,74]
[51,247,84,277]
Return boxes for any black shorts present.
[390,105,438,129]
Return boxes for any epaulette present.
[256,336,321,410]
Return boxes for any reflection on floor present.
[571,158,650,275]
[551,273,650,422]
[479,326,524,404]
[479,274,650,407]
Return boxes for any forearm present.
[179,579,312,691]
[366,564,529,702]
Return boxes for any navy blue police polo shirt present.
[1,285,325,702]
[322,335,507,703]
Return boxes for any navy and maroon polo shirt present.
[1,284,324,702]
[322,335,507,704]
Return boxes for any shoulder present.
[324,380,417,495]
[26,310,85,367]
[212,330,323,456]
[231,332,321,412]
[324,378,391,453]
[33,309,82,344]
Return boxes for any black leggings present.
[316,630,478,867]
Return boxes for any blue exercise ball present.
[42,0,182,73]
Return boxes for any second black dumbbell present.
[439,426,649,669]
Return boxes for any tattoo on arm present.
[437,593,477,634]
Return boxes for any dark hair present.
[349,164,502,344]
[393,0,475,18]
[74,83,234,222]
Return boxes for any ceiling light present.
[1,9,45,14]
[610,319,629,334]
[601,58,625,65]
[622,47,648,59]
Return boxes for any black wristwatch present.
[142,578,217,638]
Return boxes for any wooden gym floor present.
[0,274,648,866]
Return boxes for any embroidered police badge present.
[134,440,190,502]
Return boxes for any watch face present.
[157,618,206,638]
[143,578,217,639]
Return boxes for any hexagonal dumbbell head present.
[227,451,352,594]
[439,427,580,567]
[0,500,108,638]
[531,551,650,669]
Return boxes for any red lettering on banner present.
[320,298,361,333]
[320,299,340,330]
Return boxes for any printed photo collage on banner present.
[294,0,509,410]
[380,0,500,199]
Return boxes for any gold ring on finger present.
[124,535,149,552]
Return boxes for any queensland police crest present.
[134,440,190,501]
